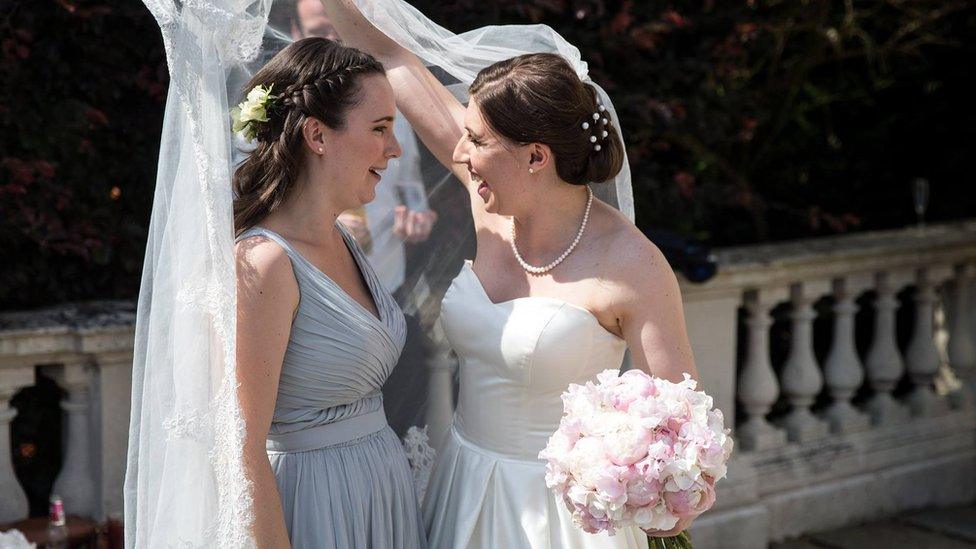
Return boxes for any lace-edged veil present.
[125,1,278,546]
[126,0,633,545]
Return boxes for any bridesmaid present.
[233,38,426,548]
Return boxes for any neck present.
[512,181,591,255]
[264,172,345,244]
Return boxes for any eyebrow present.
[372,116,395,123]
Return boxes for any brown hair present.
[232,37,384,234]
[469,53,624,186]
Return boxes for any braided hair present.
[232,38,384,235]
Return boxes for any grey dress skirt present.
[237,225,427,549]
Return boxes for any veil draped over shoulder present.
[126,0,632,545]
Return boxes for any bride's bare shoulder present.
[589,201,678,296]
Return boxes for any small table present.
[0,516,98,548]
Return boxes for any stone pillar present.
[44,361,97,518]
[904,268,949,417]
[822,276,871,434]
[92,350,132,519]
[681,289,742,435]
[865,271,910,425]
[947,263,976,401]
[0,366,34,523]
[777,281,830,442]
[736,288,788,451]
[425,321,456,451]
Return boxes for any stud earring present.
[318,147,323,154]
[528,168,534,174]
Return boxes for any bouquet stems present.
[649,531,693,549]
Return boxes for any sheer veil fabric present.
[126,0,632,546]
[347,0,635,475]
[126,1,276,547]
[349,0,634,219]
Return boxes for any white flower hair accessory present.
[230,84,276,142]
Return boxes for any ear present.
[527,143,553,172]
[302,117,327,155]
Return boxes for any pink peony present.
[540,368,732,536]
[663,478,716,517]
[625,477,663,507]
[603,417,655,466]
[608,369,657,411]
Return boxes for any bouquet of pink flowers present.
[539,369,733,547]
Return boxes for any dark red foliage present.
[0,0,165,308]
[410,0,976,245]
[3,0,976,307]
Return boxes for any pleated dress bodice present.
[236,225,425,549]
[237,225,406,435]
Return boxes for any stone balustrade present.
[0,301,134,523]
[2,221,975,549]
[684,220,976,547]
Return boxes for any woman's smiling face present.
[319,74,402,209]
[452,97,532,216]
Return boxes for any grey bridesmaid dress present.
[237,225,427,549]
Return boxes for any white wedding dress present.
[423,261,650,549]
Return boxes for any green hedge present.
[2,1,974,308]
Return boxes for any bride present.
[321,0,700,547]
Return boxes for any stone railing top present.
[0,301,136,367]
[0,300,135,333]
[681,219,976,297]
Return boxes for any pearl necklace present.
[510,186,593,275]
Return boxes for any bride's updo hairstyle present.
[233,37,384,234]
[468,53,624,186]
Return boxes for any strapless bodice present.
[440,261,627,460]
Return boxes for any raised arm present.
[236,238,298,548]
[318,0,469,184]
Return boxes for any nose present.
[452,135,468,165]
[386,131,402,159]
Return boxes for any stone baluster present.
[864,271,911,425]
[0,366,34,523]
[777,281,830,442]
[44,361,97,518]
[904,268,949,417]
[947,263,976,402]
[91,349,133,519]
[736,288,788,451]
[822,276,871,433]
[425,321,457,451]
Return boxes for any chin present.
[484,196,509,216]
[359,187,377,205]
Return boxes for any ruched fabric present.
[237,225,426,549]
